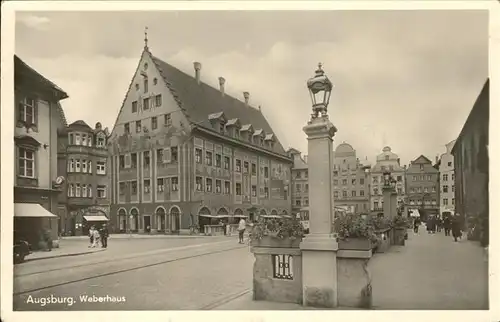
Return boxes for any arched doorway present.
[217,207,229,221]
[118,208,127,233]
[271,209,278,217]
[156,207,166,232]
[130,208,139,232]
[282,210,288,217]
[170,206,181,233]
[198,207,211,230]
[233,208,245,224]
[260,209,267,218]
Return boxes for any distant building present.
[288,148,309,218]
[452,79,489,246]
[405,155,440,218]
[14,55,69,246]
[108,41,292,234]
[57,121,111,236]
[332,143,370,213]
[370,146,406,212]
[437,139,457,216]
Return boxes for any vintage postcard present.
[1,1,498,322]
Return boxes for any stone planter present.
[393,227,406,246]
[338,238,372,251]
[251,235,302,248]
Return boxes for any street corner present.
[25,247,106,262]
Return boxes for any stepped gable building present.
[288,148,309,218]
[57,120,111,236]
[108,40,292,234]
[405,155,440,218]
[437,139,457,217]
[370,146,406,212]
[14,55,69,246]
[332,142,371,214]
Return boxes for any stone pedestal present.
[300,115,339,308]
[383,188,398,220]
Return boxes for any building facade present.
[452,79,489,246]
[370,146,406,212]
[57,120,111,236]
[405,155,440,218]
[332,143,370,213]
[438,139,456,216]
[288,148,309,218]
[14,55,69,246]
[108,43,292,234]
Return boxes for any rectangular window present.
[304,198,309,206]
[342,191,347,197]
[296,184,301,192]
[196,176,203,191]
[215,154,222,168]
[68,159,75,173]
[18,97,36,125]
[296,200,301,206]
[97,185,106,198]
[305,184,309,192]
[124,123,130,134]
[251,163,257,176]
[157,178,165,192]
[427,175,432,181]
[195,149,202,164]
[88,185,93,198]
[151,117,158,130]
[69,133,74,145]
[413,176,417,181]
[360,178,365,185]
[452,185,455,192]
[75,159,81,172]
[224,181,231,194]
[215,180,222,193]
[75,183,81,197]
[157,149,164,163]
[424,187,428,193]
[352,191,356,197]
[432,186,436,192]
[132,101,138,113]
[264,167,269,178]
[82,134,87,147]
[155,94,162,107]
[144,78,149,93]
[373,176,378,183]
[252,185,257,197]
[144,151,150,167]
[420,164,424,170]
[374,188,378,195]
[452,173,455,180]
[443,174,448,181]
[448,161,452,167]
[360,190,364,196]
[119,155,125,169]
[82,184,88,198]
[452,198,455,205]
[82,160,88,173]
[131,181,138,194]
[164,114,172,127]
[206,178,213,192]
[224,156,230,170]
[235,183,242,196]
[119,182,126,195]
[171,147,178,162]
[235,159,241,172]
[264,187,269,198]
[67,184,74,197]
[75,134,81,146]
[342,179,347,185]
[206,151,213,166]
[243,161,249,174]
[352,179,356,185]
[144,179,151,194]
[136,120,142,133]
[305,171,308,178]
[443,185,449,193]
[97,135,105,148]
[397,188,402,195]
[18,148,35,178]
[443,198,448,206]
[334,191,338,198]
[96,161,106,175]
[171,177,179,191]
[397,176,402,182]
[131,153,137,168]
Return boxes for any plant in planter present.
[392,215,409,229]
[368,216,391,231]
[250,217,305,248]
[333,213,378,250]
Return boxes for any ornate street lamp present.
[307,63,333,119]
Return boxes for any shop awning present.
[14,203,57,218]
[83,215,109,221]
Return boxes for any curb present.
[25,249,106,262]
[199,289,252,310]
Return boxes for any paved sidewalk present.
[61,233,248,240]
[26,242,105,262]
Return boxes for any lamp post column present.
[300,64,339,308]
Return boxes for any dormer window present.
[226,118,241,139]
[240,124,254,142]
[208,111,227,134]
[96,133,106,148]
[264,133,275,149]
[253,129,265,146]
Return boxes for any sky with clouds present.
[15,10,488,166]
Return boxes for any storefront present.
[70,206,110,236]
[14,203,58,250]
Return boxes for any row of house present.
[290,143,457,219]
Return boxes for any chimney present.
[193,62,201,84]
[218,77,225,96]
[243,91,250,106]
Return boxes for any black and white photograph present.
[1,1,498,320]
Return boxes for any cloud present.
[17,14,50,30]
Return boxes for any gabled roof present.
[240,124,254,132]
[265,133,275,141]
[226,118,241,127]
[253,129,265,137]
[150,54,287,155]
[411,155,432,164]
[69,120,92,128]
[208,111,226,121]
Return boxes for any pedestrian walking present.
[88,226,95,248]
[237,218,246,244]
[99,224,109,248]
[413,216,421,234]
[443,215,451,236]
[451,215,462,242]
[91,226,101,248]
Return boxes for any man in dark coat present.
[99,224,109,248]
[451,215,462,242]
[443,216,451,236]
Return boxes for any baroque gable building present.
[108,41,292,234]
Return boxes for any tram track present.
[15,239,237,278]
[14,244,245,296]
